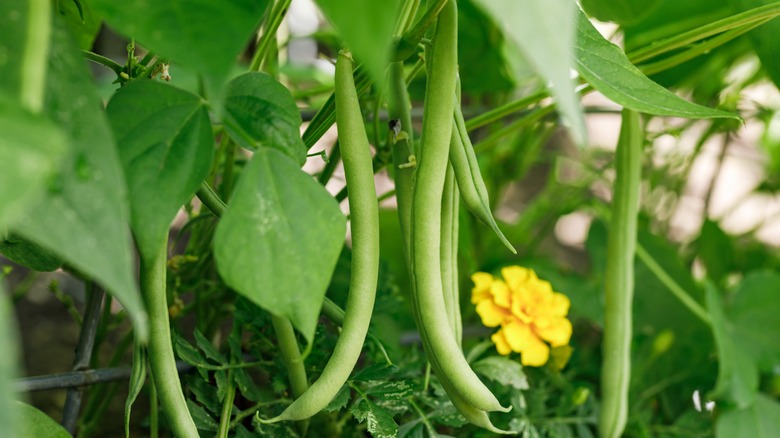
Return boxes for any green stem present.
[271,315,309,398]
[141,237,198,437]
[600,110,642,438]
[197,182,228,217]
[216,371,236,438]
[635,244,711,325]
[627,2,780,63]
[21,0,51,113]
[250,0,292,71]
[393,0,449,61]
[638,19,773,76]
[150,380,159,438]
[81,50,124,75]
[464,90,547,131]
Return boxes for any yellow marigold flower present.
[471,266,573,367]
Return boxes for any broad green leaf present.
[706,284,758,408]
[349,397,399,438]
[728,272,780,371]
[124,341,147,438]
[90,0,268,78]
[316,0,401,88]
[0,285,20,438]
[0,0,49,109]
[575,10,739,120]
[106,80,213,263]
[0,234,62,272]
[716,394,780,438]
[475,0,586,145]
[17,402,70,438]
[14,21,147,341]
[222,72,307,165]
[363,380,416,400]
[0,100,67,226]
[580,0,662,25]
[473,356,529,390]
[58,0,102,50]
[214,148,346,343]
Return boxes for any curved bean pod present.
[263,50,380,423]
[450,105,515,253]
[409,0,508,414]
[440,163,462,345]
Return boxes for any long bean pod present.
[451,105,515,253]
[599,109,642,438]
[263,50,379,423]
[409,0,507,414]
[440,164,462,346]
[141,236,198,437]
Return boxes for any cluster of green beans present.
[262,50,380,423]
[396,0,513,432]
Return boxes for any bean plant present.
[2,0,780,437]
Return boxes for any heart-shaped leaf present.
[222,72,307,165]
[106,80,213,262]
[214,148,346,343]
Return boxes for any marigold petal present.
[502,320,536,353]
[550,292,571,317]
[476,300,508,327]
[501,266,534,291]
[490,280,511,308]
[520,336,550,367]
[535,317,572,347]
[491,329,512,355]
[471,272,493,304]
[510,294,533,324]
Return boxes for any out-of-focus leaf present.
[457,0,515,94]
[575,10,739,121]
[0,235,62,272]
[17,402,70,438]
[716,394,780,437]
[706,284,758,408]
[475,0,586,144]
[315,0,400,89]
[580,0,662,25]
[222,72,307,165]
[90,0,268,80]
[106,80,213,264]
[214,148,346,343]
[473,356,529,390]
[696,219,735,284]
[14,21,147,341]
[0,100,67,227]
[57,0,102,50]
[728,272,780,372]
[731,0,780,89]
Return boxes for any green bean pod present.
[599,109,642,438]
[440,163,462,346]
[450,105,515,253]
[141,236,198,437]
[409,0,508,414]
[263,50,379,423]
